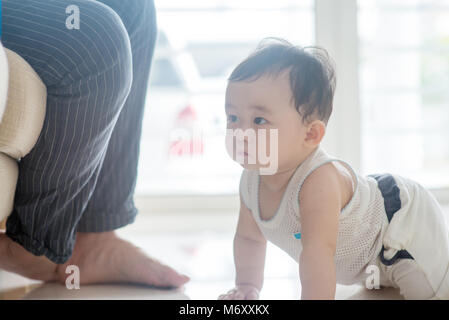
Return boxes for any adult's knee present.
[2,0,133,90]
[57,0,133,95]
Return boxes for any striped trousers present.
[2,0,157,264]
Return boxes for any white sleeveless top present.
[239,146,389,285]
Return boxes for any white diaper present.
[380,175,449,299]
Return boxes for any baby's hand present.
[218,284,260,300]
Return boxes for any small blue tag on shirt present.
[294,232,301,239]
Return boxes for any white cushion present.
[0,48,47,160]
[0,153,18,222]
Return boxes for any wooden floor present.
[1,206,448,300]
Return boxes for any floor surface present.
[1,205,448,300]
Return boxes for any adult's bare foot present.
[57,231,190,288]
[0,231,190,288]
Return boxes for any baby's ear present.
[304,120,326,147]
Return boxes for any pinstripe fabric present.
[2,0,157,264]
[77,0,157,233]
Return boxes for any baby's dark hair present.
[228,38,336,124]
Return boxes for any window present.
[135,0,449,200]
[136,0,314,195]
[358,0,449,189]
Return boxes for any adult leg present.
[76,0,157,232]
[3,0,133,264]
[63,0,189,287]
[0,0,189,287]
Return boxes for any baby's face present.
[225,70,309,173]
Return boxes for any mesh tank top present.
[239,146,389,285]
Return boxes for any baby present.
[218,38,449,300]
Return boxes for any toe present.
[158,266,190,287]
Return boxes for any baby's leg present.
[386,259,437,300]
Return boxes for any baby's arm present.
[218,197,267,300]
[298,163,341,299]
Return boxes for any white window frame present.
[315,0,361,172]
[136,0,449,214]
[316,0,448,204]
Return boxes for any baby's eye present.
[254,117,267,125]
[227,115,237,123]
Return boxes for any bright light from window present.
[359,0,449,189]
[136,0,314,195]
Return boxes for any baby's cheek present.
[255,130,279,166]
[268,129,281,156]
[275,136,294,165]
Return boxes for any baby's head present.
[225,38,336,174]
